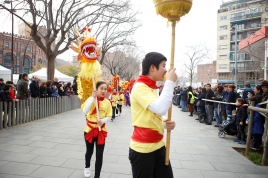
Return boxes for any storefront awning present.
[238,26,268,60]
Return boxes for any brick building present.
[197,61,217,86]
[0,23,54,74]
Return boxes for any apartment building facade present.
[217,0,267,88]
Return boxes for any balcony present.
[231,12,262,22]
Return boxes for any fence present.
[203,98,268,165]
[0,96,81,130]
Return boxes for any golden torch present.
[153,0,193,165]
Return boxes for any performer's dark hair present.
[142,52,167,75]
[96,81,107,89]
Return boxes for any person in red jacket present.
[5,81,16,100]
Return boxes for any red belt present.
[84,120,107,145]
[131,126,163,143]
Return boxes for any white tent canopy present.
[29,68,74,83]
[0,65,11,82]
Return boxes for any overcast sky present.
[58,0,223,75]
[1,0,224,75]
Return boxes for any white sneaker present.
[84,168,91,177]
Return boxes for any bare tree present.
[102,46,141,80]
[0,0,134,80]
[94,6,141,65]
[183,45,209,86]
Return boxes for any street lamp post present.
[4,0,14,82]
[234,24,238,89]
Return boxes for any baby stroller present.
[218,117,237,138]
[198,110,207,123]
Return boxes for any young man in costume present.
[111,88,119,121]
[129,52,177,178]
[117,88,124,115]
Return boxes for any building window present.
[21,45,26,51]
[219,55,227,60]
[220,25,227,30]
[220,16,227,20]
[5,42,9,49]
[220,35,227,40]
[27,46,31,52]
[24,57,30,66]
[219,45,227,50]
[13,43,16,49]
[219,64,227,69]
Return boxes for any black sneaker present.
[206,123,212,125]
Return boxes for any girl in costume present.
[117,88,125,115]
[82,81,112,178]
[124,90,130,106]
[110,88,119,121]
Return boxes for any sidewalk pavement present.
[0,105,268,178]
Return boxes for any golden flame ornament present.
[152,0,193,165]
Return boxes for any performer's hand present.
[92,90,97,99]
[165,120,176,130]
[97,119,103,126]
[166,68,177,82]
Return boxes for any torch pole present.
[165,21,176,165]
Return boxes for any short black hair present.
[206,83,211,87]
[96,81,107,89]
[188,86,193,92]
[142,52,167,75]
[6,81,13,85]
[201,88,206,93]
[22,73,28,79]
[3,84,11,91]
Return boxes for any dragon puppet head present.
[69,26,102,79]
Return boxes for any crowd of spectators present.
[0,74,78,103]
[173,80,268,150]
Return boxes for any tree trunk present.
[47,57,56,80]
[190,72,193,86]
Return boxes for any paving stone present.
[191,155,225,163]
[28,148,62,157]
[30,165,74,178]
[201,170,239,178]
[52,143,83,151]
[102,162,131,174]
[50,138,77,144]
[0,153,38,163]
[57,150,84,160]
[0,162,40,176]
[3,139,34,146]
[0,161,8,167]
[180,161,215,171]
[29,155,67,167]
[0,151,9,158]
[28,136,55,142]
[211,163,249,173]
[173,168,204,178]
[28,141,58,149]
[60,158,84,169]
[236,173,268,178]
[110,173,132,178]
[3,145,36,153]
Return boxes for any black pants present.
[252,134,262,148]
[118,104,122,113]
[84,133,105,178]
[112,106,117,118]
[237,124,245,141]
[129,147,173,178]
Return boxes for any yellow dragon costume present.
[69,27,102,106]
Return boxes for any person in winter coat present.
[221,85,229,121]
[234,98,248,144]
[46,80,55,97]
[248,96,264,150]
[205,83,214,125]
[29,76,40,98]
[226,84,237,117]
[187,86,195,117]
[213,86,224,127]
[243,82,254,102]
[16,73,29,100]
[196,87,206,120]
[254,85,263,103]
[40,82,48,98]
[180,88,187,112]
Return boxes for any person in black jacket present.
[46,80,55,97]
[226,84,237,116]
[72,76,78,95]
[253,85,263,103]
[0,78,5,91]
[29,76,40,98]
[39,82,48,98]
[205,84,214,125]
[196,87,206,120]
[234,98,248,144]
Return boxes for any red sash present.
[84,120,107,145]
[131,126,163,143]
